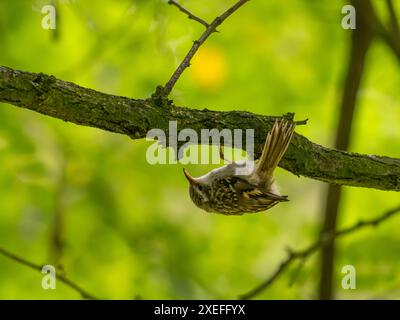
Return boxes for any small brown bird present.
[183,120,296,215]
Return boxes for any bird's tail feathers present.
[255,120,295,181]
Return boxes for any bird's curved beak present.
[183,168,199,185]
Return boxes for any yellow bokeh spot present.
[190,45,228,90]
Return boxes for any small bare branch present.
[239,204,400,300]
[164,0,250,95]
[0,246,98,300]
[168,0,210,28]
[358,0,400,62]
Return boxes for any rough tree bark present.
[0,66,399,191]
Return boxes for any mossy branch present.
[0,66,399,191]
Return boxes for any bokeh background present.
[0,0,399,299]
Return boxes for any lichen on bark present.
[1,66,399,191]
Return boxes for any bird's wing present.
[231,177,289,202]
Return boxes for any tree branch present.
[163,0,250,95]
[360,0,400,63]
[1,66,399,191]
[239,204,400,300]
[0,246,98,299]
[168,0,210,28]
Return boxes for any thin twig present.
[239,205,400,300]
[385,0,400,36]
[360,0,400,62]
[294,119,308,126]
[163,0,250,95]
[168,0,210,28]
[0,246,98,300]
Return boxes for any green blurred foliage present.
[0,0,399,299]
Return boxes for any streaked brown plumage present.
[183,120,296,215]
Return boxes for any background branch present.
[361,0,400,62]
[1,66,399,191]
[163,0,250,95]
[239,204,400,300]
[385,0,400,37]
[168,0,210,28]
[0,246,98,299]
[319,0,374,300]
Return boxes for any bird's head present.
[183,168,212,211]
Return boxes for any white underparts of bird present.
[183,120,296,215]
